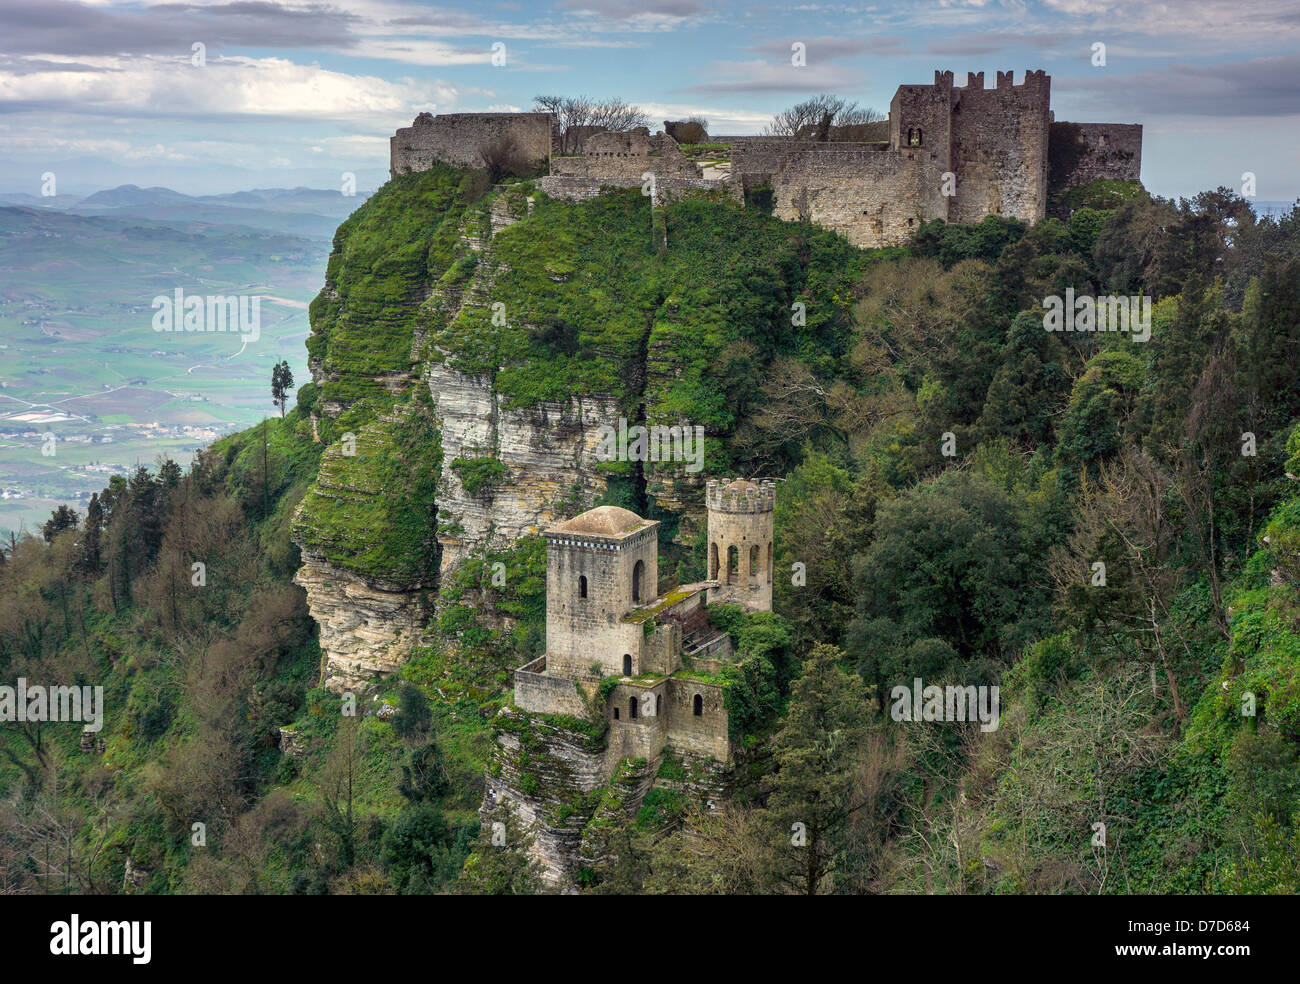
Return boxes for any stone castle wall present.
[550,128,702,181]
[1049,122,1144,193]
[768,146,950,248]
[536,174,735,207]
[665,679,729,762]
[890,71,955,170]
[608,681,670,760]
[947,70,1051,225]
[514,656,589,717]
[390,112,553,175]
[390,71,1140,249]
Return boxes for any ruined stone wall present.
[514,656,589,716]
[390,112,553,175]
[666,678,730,763]
[948,70,1051,224]
[536,174,736,206]
[549,129,701,180]
[765,145,949,248]
[1048,122,1143,193]
[545,530,658,678]
[729,138,849,184]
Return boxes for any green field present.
[0,201,343,537]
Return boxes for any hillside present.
[1,165,1299,894]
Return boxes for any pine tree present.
[271,361,294,418]
[766,643,871,895]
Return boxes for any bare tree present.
[533,95,650,154]
[763,94,885,140]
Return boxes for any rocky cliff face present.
[294,552,431,692]
[293,169,857,695]
[484,708,732,886]
[427,362,619,575]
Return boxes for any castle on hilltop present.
[485,479,775,879]
[390,69,1141,248]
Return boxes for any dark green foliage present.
[911,214,1027,268]
[392,682,432,741]
[848,470,1044,694]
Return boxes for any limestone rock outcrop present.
[294,551,431,692]
[427,362,619,575]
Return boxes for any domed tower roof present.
[551,505,651,539]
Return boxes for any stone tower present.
[543,505,659,678]
[706,478,775,612]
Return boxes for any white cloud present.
[0,54,466,123]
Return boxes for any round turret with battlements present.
[705,478,775,612]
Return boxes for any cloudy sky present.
[2,0,1298,199]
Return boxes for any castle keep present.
[390,69,1141,248]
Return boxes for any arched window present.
[749,544,759,582]
[709,541,719,580]
[579,574,588,599]
[632,559,644,603]
[655,694,663,717]
[767,542,773,584]
[693,693,703,716]
[727,545,739,585]
[623,653,632,676]
[908,127,923,147]
[629,696,639,720]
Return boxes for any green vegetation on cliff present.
[306,165,487,413]
[294,385,443,585]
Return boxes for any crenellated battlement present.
[389,68,1139,250]
[705,478,776,514]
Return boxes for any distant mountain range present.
[0,183,377,240]
[0,154,390,200]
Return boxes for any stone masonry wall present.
[536,174,734,207]
[608,681,670,760]
[706,480,775,611]
[1048,122,1143,193]
[545,530,659,679]
[666,678,730,762]
[550,129,701,181]
[767,145,949,248]
[890,71,955,169]
[390,113,553,175]
[949,70,1051,224]
[514,656,589,716]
